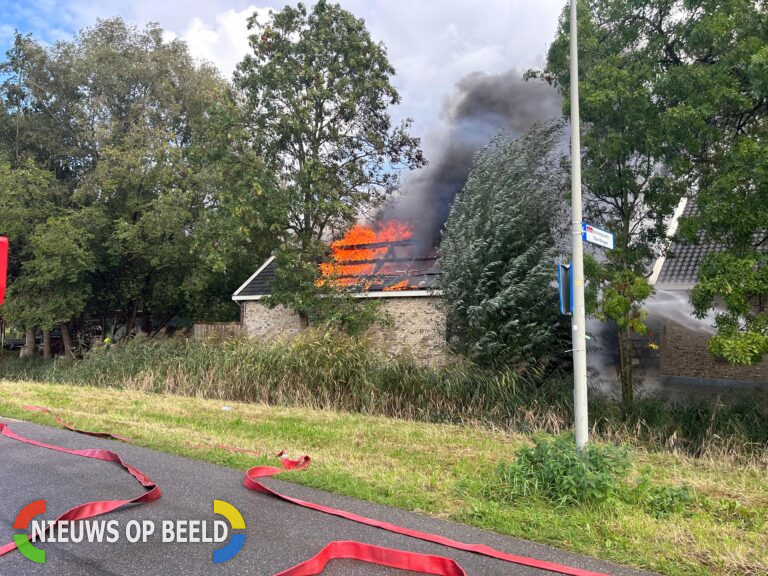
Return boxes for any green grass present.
[0,334,766,461]
[1,380,765,576]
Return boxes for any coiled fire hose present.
[1,408,609,576]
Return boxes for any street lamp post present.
[569,0,589,450]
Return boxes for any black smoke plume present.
[381,68,562,251]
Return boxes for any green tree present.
[439,122,570,369]
[0,161,60,354]
[184,90,285,321]
[1,32,86,181]
[0,33,72,354]
[0,162,56,278]
[655,3,768,366]
[542,0,768,374]
[234,0,425,251]
[0,19,276,344]
[691,252,768,364]
[537,1,683,403]
[64,19,233,333]
[234,1,424,326]
[6,215,94,357]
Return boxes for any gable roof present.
[232,256,276,300]
[653,199,721,290]
[232,255,442,301]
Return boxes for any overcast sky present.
[1,0,566,138]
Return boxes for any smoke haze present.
[381,68,563,251]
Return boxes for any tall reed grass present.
[1,331,766,461]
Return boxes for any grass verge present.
[1,380,765,576]
[0,335,766,461]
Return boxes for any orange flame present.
[318,220,415,289]
[382,280,410,291]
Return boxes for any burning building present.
[232,219,446,364]
[231,69,562,363]
[317,220,440,292]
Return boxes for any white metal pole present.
[569,0,589,450]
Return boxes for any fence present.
[192,322,242,339]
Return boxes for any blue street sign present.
[558,262,573,315]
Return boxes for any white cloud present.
[169,6,271,76]
[9,0,566,135]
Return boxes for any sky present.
[0,0,567,139]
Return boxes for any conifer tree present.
[440,121,570,369]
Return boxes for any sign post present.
[0,237,7,306]
[569,0,589,451]
[558,263,573,316]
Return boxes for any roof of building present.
[654,200,722,289]
[232,254,442,301]
[232,256,277,299]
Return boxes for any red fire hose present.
[274,541,469,576]
[0,418,160,558]
[244,455,608,576]
[1,408,609,576]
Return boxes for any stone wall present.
[240,296,447,364]
[660,322,768,383]
[241,302,305,339]
[364,297,446,365]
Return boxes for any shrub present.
[498,434,631,505]
[631,475,695,518]
[498,436,698,517]
[0,332,565,425]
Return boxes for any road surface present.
[0,418,656,576]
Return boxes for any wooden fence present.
[192,322,242,339]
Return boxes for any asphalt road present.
[0,418,657,576]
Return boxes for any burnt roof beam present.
[330,257,437,266]
[332,240,414,250]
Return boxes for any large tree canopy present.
[0,19,279,346]
[654,1,768,365]
[540,0,682,402]
[234,0,425,250]
[549,0,768,368]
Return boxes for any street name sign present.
[581,223,614,250]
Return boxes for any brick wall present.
[241,296,447,364]
[660,322,768,383]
